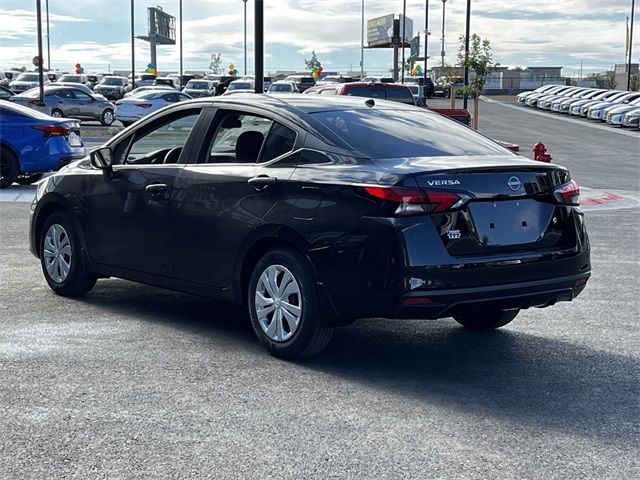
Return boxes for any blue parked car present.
[0,101,85,188]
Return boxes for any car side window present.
[177,93,191,101]
[112,109,202,165]
[259,122,297,163]
[73,90,93,101]
[55,89,74,99]
[207,113,272,163]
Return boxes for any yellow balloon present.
[229,64,235,69]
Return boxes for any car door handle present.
[145,183,168,197]
[248,175,277,190]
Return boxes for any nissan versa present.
[29,95,591,358]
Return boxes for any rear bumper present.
[395,273,588,319]
[312,209,590,321]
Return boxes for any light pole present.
[360,0,364,78]
[440,0,447,68]
[243,0,248,75]
[628,0,636,90]
[45,0,50,71]
[423,0,429,86]
[130,0,135,89]
[179,0,183,87]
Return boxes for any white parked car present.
[114,90,191,126]
[124,85,175,98]
[605,98,640,125]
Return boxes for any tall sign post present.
[35,0,45,106]
[254,0,264,93]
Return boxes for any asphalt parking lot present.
[1,97,639,479]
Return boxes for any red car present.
[304,82,415,105]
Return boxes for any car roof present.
[180,92,418,114]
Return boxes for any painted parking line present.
[480,96,639,139]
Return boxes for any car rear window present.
[310,109,511,158]
[386,86,415,104]
[345,86,386,99]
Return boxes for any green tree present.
[209,53,222,74]
[457,34,497,129]
[304,51,321,71]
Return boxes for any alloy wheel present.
[255,264,302,342]
[103,110,114,125]
[43,224,72,283]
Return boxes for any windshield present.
[16,73,40,82]
[187,81,209,89]
[228,82,252,90]
[269,84,293,92]
[101,77,124,85]
[310,108,511,158]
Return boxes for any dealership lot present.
[1,98,639,478]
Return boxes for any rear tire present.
[248,248,333,359]
[40,211,97,297]
[51,109,63,118]
[16,173,44,185]
[454,309,519,331]
[121,121,133,127]
[0,146,19,189]
[101,108,114,126]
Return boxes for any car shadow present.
[80,279,638,444]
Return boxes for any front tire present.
[0,146,19,189]
[454,309,519,331]
[248,248,333,358]
[51,108,63,118]
[40,211,97,296]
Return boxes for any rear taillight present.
[32,125,70,137]
[135,103,152,108]
[364,186,467,215]
[554,180,580,206]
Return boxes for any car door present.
[83,106,206,276]
[71,89,97,118]
[170,107,301,290]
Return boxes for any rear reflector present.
[576,278,588,287]
[364,186,466,214]
[32,124,70,137]
[554,180,580,206]
[403,297,433,306]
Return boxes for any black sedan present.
[29,94,590,358]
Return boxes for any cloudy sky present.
[0,0,636,76]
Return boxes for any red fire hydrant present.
[533,141,552,162]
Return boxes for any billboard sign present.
[367,14,394,46]
[398,14,413,42]
[149,7,176,45]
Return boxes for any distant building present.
[614,63,639,89]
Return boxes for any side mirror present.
[90,146,113,170]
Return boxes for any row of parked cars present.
[517,85,640,128]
